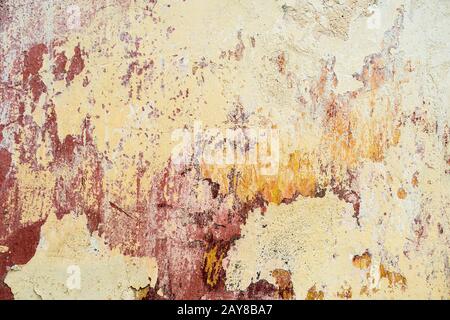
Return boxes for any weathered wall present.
[0,0,449,299]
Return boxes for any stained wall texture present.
[0,0,449,300]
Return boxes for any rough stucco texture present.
[0,0,449,300]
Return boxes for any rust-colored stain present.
[337,284,353,300]
[0,0,448,300]
[203,242,229,289]
[306,285,324,300]
[271,269,295,300]
[379,264,407,290]
[352,250,372,270]
[397,187,407,200]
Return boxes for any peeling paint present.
[0,0,449,300]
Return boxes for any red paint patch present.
[0,220,45,300]
[28,74,47,102]
[0,148,11,187]
[21,44,48,102]
[66,45,85,84]
[22,44,47,83]
[53,51,68,81]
